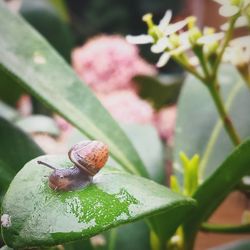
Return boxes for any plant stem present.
[173,56,205,82]
[212,14,239,78]
[208,83,241,146]
[201,222,250,234]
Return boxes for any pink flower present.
[154,106,177,144]
[72,35,157,93]
[97,90,154,124]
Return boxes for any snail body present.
[37,140,109,191]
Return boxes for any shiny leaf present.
[1,155,195,248]
[183,140,250,247]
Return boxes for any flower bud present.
[188,27,202,45]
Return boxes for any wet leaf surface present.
[1,155,195,248]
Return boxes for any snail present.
[37,140,109,191]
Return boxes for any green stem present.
[182,82,241,250]
[201,222,250,234]
[173,55,205,82]
[212,14,239,78]
[108,229,117,250]
[150,230,166,250]
[208,83,241,146]
[194,46,210,78]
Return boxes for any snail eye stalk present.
[37,160,57,170]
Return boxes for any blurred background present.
[1,0,230,154]
[1,0,249,249]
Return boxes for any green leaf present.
[109,222,150,250]
[49,0,70,22]
[201,222,250,234]
[174,65,250,180]
[133,74,183,110]
[0,245,62,250]
[20,0,73,62]
[0,101,20,122]
[183,139,250,248]
[121,124,166,184]
[0,2,148,178]
[0,117,43,199]
[0,69,24,106]
[1,155,195,248]
[64,239,93,250]
[15,115,60,137]
[0,246,12,250]
[100,221,151,250]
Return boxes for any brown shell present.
[68,140,109,176]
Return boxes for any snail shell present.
[38,140,109,191]
[68,140,109,176]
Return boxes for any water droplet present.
[33,52,46,64]
[1,214,11,228]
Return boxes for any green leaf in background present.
[133,74,184,110]
[0,101,19,122]
[0,117,43,202]
[183,139,250,249]
[0,2,148,178]
[121,124,166,184]
[15,115,60,137]
[49,0,70,22]
[20,0,73,62]
[0,69,24,106]
[0,246,12,250]
[174,65,250,180]
[1,155,195,248]
[96,221,151,250]
[64,239,93,250]
[0,245,63,250]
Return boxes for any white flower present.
[156,28,225,67]
[126,34,154,44]
[126,10,188,45]
[223,35,250,65]
[213,0,250,17]
[197,32,225,45]
[151,37,171,53]
[156,52,171,67]
[221,15,249,30]
[155,32,192,67]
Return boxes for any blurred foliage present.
[65,0,184,73]
[0,69,24,106]
[0,101,19,122]
[0,0,184,111]
[98,221,150,250]
[134,74,184,110]
[0,117,43,205]
[15,115,60,136]
[20,0,73,62]
[65,0,183,43]
[174,65,250,180]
